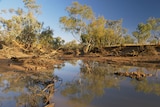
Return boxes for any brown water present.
[0,60,160,107]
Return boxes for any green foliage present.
[60,2,132,50]
[133,23,152,44]
[0,0,68,52]
[59,1,94,41]
[66,2,94,20]
[147,17,160,44]
[123,35,135,44]
[81,18,129,48]
[23,0,41,14]
[149,39,157,44]
[87,16,106,47]
[81,34,90,43]
[53,37,65,49]
[16,12,42,49]
[62,40,79,50]
[103,28,115,46]
[105,19,128,45]
[39,27,54,49]
[17,26,37,49]
[0,0,43,49]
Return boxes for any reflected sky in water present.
[54,60,160,107]
[54,60,81,81]
[0,70,53,107]
[0,60,160,107]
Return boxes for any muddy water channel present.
[0,60,160,107]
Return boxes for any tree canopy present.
[0,0,65,51]
[60,1,134,52]
[59,1,94,42]
[132,23,152,44]
[0,1,160,54]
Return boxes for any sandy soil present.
[0,56,21,72]
[0,55,62,73]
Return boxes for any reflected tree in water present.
[127,65,160,96]
[61,61,121,107]
[0,71,55,107]
[131,73,160,96]
[60,61,160,107]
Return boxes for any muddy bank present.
[59,44,160,68]
[60,54,160,69]
[0,55,63,107]
[1,53,160,73]
[1,43,160,72]
[0,56,63,73]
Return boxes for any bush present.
[140,45,158,56]
[62,40,79,50]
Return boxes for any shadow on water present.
[54,60,160,107]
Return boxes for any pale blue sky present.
[0,0,160,42]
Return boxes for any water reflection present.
[54,60,160,107]
[0,70,55,107]
[60,62,120,107]
[0,60,160,107]
[131,78,160,95]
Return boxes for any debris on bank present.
[114,71,153,81]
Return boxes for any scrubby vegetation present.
[0,1,160,107]
[0,0,65,56]
[0,1,160,58]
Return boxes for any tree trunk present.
[83,44,91,54]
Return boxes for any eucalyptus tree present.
[105,19,127,45]
[53,37,65,49]
[23,0,41,14]
[62,40,79,50]
[103,28,115,46]
[0,0,42,49]
[123,35,135,44]
[60,1,130,52]
[59,2,94,41]
[39,27,54,49]
[59,2,95,53]
[16,0,42,49]
[147,17,160,44]
[132,23,152,44]
[86,16,107,48]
